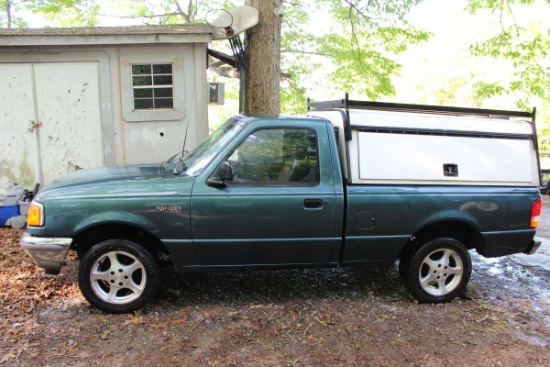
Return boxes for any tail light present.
[530,198,542,228]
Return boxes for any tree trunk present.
[6,0,12,28]
[244,0,282,115]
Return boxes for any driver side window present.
[228,128,319,186]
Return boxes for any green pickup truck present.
[21,98,543,313]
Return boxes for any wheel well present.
[72,224,169,259]
[400,221,483,259]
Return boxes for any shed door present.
[0,64,38,187]
[33,63,103,184]
[0,62,103,187]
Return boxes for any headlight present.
[27,202,44,227]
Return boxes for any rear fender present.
[414,209,482,234]
[401,210,484,258]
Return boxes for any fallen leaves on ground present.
[1,227,549,367]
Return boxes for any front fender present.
[73,210,158,236]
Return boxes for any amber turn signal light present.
[27,202,44,227]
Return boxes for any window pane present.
[153,64,172,74]
[134,88,153,98]
[154,98,173,109]
[131,63,174,111]
[154,87,173,98]
[229,128,319,184]
[153,75,172,85]
[132,76,152,86]
[132,65,151,75]
[134,98,154,109]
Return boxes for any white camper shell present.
[308,98,541,187]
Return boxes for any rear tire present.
[78,239,160,313]
[400,237,471,303]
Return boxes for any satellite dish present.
[207,6,259,40]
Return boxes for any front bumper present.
[20,232,73,275]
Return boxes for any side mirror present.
[207,161,234,188]
[219,161,234,181]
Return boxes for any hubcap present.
[90,251,146,305]
[419,248,463,296]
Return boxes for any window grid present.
[131,64,174,110]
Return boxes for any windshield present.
[163,117,248,177]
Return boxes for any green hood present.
[33,164,194,204]
[41,164,169,191]
[29,163,195,237]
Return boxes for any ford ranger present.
[21,98,542,313]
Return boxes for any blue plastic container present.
[0,205,20,227]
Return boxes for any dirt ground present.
[1,200,550,367]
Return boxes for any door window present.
[227,128,319,186]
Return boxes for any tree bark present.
[6,0,12,28]
[244,0,282,115]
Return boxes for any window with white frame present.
[120,52,186,122]
[131,64,174,110]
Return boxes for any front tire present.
[78,239,160,313]
[400,237,471,303]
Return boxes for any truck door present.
[190,125,339,267]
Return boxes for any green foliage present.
[281,67,309,114]
[471,81,507,99]
[1,0,98,28]
[466,0,550,156]
[465,0,545,13]
[279,0,430,112]
[41,3,100,27]
[466,0,550,109]
[0,1,27,28]
[106,0,224,25]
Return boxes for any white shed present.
[0,25,212,189]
